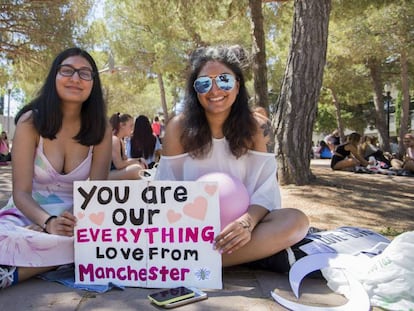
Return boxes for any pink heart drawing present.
[89,212,105,226]
[204,184,218,196]
[183,196,208,221]
[77,212,85,220]
[167,210,182,223]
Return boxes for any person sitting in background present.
[128,115,161,169]
[324,129,340,154]
[331,132,371,171]
[108,113,146,180]
[359,135,391,168]
[0,131,11,163]
[391,133,414,175]
[315,140,332,159]
[389,137,399,157]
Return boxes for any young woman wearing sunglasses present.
[155,45,309,272]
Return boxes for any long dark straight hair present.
[182,45,256,158]
[15,47,107,146]
[130,115,156,159]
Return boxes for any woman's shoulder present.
[164,115,184,137]
[251,113,271,152]
[13,111,40,148]
[162,115,185,156]
[167,114,184,127]
[345,142,358,151]
[16,110,34,124]
[111,134,123,148]
[15,110,37,136]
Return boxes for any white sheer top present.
[155,138,281,211]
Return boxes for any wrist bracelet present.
[42,215,57,233]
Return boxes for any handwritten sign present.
[73,180,222,289]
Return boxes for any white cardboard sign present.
[73,180,222,289]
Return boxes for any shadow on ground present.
[281,161,414,236]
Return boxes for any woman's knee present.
[268,208,309,238]
[285,208,309,236]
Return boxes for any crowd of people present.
[314,129,414,176]
[0,44,413,293]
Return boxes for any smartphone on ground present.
[148,286,208,308]
[163,287,208,308]
[147,286,195,306]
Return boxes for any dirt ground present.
[281,159,414,238]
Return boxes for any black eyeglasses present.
[193,73,236,94]
[57,64,95,81]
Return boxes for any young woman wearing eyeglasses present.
[155,45,309,272]
[0,47,112,289]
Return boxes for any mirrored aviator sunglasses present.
[193,73,236,94]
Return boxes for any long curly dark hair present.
[182,45,256,158]
[15,47,107,146]
[130,115,156,159]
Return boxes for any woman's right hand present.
[46,211,77,237]
[214,221,252,255]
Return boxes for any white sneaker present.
[0,266,16,289]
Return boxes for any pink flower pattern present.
[0,221,74,267]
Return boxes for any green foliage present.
[95,0,253,116]
[0,0,94,103]
[316,0,414,139]
[314,103,337,134]
[263,2,293,95]
[1,0,413,132]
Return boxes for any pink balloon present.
[197,173,249,229]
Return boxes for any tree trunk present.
[249,0,268,109]
[367,57,390,152]
[329,88,345,143]
[273,0,331,185]
[398,48,410,155]
[157,73,169,121]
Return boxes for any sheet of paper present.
[271,253,370,311]
[300,227,390,256]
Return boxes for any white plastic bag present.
[138,163,158,180]
[361,231,414,310]
[323,231,414,310]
